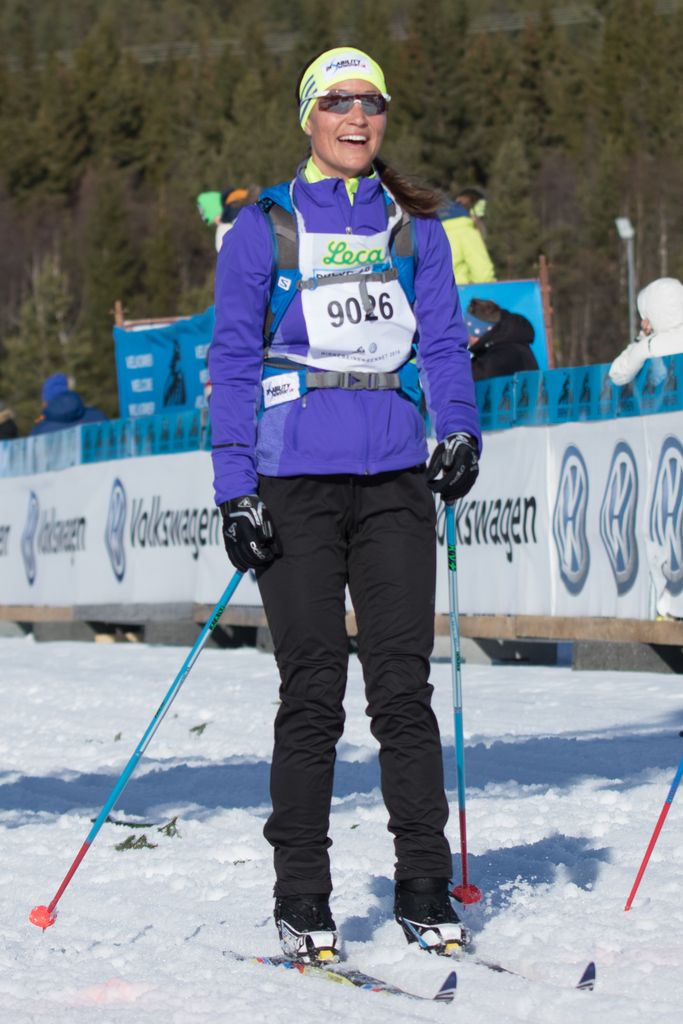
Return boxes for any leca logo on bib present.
[323,241,386,267]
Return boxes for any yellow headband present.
[298,47,388,130]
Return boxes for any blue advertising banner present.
[474,353,683,430]
[457,279,550,370]
[113,307,215,418]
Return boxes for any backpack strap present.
[257,185,301,343]
[258,198,298,266]
[384,195,416,304]
[383,197,420,407]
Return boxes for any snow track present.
[2,638,682,1022]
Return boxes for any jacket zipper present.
[361,393,370,474]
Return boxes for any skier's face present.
[304,79,386,181]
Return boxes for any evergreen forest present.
[1,0,682,432]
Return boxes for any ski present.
[455,951,596,991]
[226,951,457,1003]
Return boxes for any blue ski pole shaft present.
[30,570,244,927]
[86,569,244,843]
[445,503,481,903]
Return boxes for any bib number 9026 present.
[327,292,394,328]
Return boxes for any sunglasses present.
[316,91,389,116]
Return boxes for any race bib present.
[292,199,417,373]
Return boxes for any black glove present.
[219,494,281,572]
[426,432,479,502]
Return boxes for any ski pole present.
[444,502,482,904]
[29,570,244,930]
[624,754,683,911]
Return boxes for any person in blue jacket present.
[31,373,106,435]
[209,46,481,964]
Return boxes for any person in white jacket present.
[609,277,683,385]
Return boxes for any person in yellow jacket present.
[440,187,496,285]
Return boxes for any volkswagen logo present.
[553,445,590,594]
[599,442,639,594]
[21,491,39,585]
[105,478,127,581]
[649,436,683,595]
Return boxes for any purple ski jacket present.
[209,171,481,503]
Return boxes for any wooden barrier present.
[2,604,681,646]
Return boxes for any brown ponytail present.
[374,160,445,218]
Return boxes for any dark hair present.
[455,187,486,211]
[374,160,444,218]
[468,298,501,323]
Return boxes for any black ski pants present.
[256,467,452,897]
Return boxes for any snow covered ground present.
[1,634,682,1023]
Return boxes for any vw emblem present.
[105,478,127,581]
[553,445,590,594]
[649,436,683,595]
[21,491,39,585]
[599,442,639,594]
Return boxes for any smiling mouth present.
[338,135,368,145]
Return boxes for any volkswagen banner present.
[1,413,681,619]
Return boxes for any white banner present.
[436,425,552,616]
[1,411,682,619]
[434,411,683,619]
[0,452,262,609]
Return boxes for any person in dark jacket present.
[0,401,19,439]
[466,299,538,381]
[31,373,107,435]
[209,45,481,965]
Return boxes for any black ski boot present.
[394,877,469,955]
[274,894,339,964]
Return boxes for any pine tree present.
[39,56,92,198]
[560,132,625,366]
[74,167,141,416]
[455,30,516,186]
[290,0,336,70]
[143,191,180,314]
[486,123,542,279]
[390,0,469,186]
[515,11,553,165]
[2,251,76,433]
[0,11,46,197]
[71,13,144,172]
[139,60,179,185]
[598,0,670,155]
